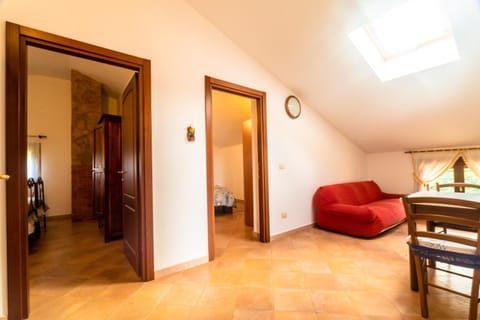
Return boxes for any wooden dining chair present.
[402,195,480,320]
[36,177,47,231]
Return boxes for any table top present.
[408,191,480,202]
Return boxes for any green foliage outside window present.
[427,168,453,192]
[465,167,480,193]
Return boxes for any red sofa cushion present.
[314,180,383,207]
[365,198,405,228]
[313,180,405,237]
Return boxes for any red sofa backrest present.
[314,180,383,207]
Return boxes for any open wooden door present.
[121,74,141,274]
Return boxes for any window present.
[348,0,460,81]
[428,157,480,193]
[27,142,41,179]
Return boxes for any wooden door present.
[242,120,254,227]
[121,74,140,274]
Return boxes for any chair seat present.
[407,235,476,255]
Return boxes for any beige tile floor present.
[27,208,474,319]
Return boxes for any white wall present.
[268,103,367,235]
[367,151,415,194]
[0,0,367,316]
[28,75,72,217]
[102,91,120,115]
[213,144,244,199]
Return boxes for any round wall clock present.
[285,95,301,119]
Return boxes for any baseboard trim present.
[155,256,209,279]
[271,223,316,241]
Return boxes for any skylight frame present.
[348,0,460,82]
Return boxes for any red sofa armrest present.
[381,192,402,199]
[320,203,375,223]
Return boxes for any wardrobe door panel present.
[93,114,123,242]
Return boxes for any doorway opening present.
[205,76,270,261]
[5,22,154,319]
[211,90,256,256]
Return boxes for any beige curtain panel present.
[411,150,460,190]
[462,149,480,180]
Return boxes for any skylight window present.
[348,0,459,82]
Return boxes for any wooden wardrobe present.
[92,114,123,242]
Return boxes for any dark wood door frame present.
[5,22,154,319]
[205,76,270,261]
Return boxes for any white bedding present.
[214,186,236,207]
[28,213,37,235]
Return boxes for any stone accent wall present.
[71,70,102,221]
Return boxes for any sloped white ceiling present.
[187,0,480,153]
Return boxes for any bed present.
[214,185,236,214]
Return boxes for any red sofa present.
[313,180,406,237]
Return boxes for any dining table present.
[405,191,480,291]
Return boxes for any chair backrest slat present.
[436,182,480,192]
[413,213,480,229]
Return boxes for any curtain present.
[462,149,480,179]
[27,141,41,179]
[411,150,460,190]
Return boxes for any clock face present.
[285,95,301,119]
